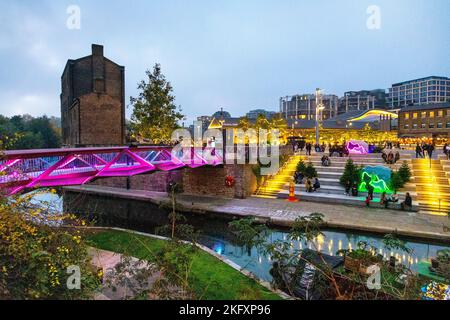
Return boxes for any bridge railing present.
[0,146,223,196]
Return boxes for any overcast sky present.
[0,0,449,124]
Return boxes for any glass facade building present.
[388,76,450,109]
[279,94,339,121]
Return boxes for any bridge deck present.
[0,146,223,195]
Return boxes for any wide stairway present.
[273,152,418,209]
[255,155,301,198]
[413,157,450,216]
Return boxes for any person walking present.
[427,143,435,159]
[306,143,312,156]
[394,151,400,164]
[415,144,423,158]
[345,180,351,196]
[367,183,374,200]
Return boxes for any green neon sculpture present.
[358,166,393,194]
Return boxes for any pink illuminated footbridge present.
[0,146,223,196]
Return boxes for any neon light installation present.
[0,146,223,196]
[358,166,392,194]
[347,140,369,155]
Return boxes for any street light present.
[315,88,325,145]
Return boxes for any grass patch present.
[87,230,282,300]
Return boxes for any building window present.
[429,111,435,118]
[413,113,418,119]
[420,112,426,118]
[413,123,418,129]
[438,110,444,117]
[421,123,426,129]
[429,123,434,129]
[405,113,410,119]
[446,122,450,128]
[437,123,443,128]
[404,124,409,129]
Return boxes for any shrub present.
[390,171,405,193]
[398,161,412,184]
[304,162,318,179]
[0,191,100,299]
[296,159,307,175]
[340,159,361,187]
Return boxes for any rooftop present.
[392,76,449,87]
[400,102,450,112]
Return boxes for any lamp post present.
[315,88,325,145]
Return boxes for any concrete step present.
[316,171,342,179]
[277,190,420,211]
[283,183,418,200]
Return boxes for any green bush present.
[304,162,318,179]
[296,159,307,175]
[339,159,361,187]
[398,161,412,184]
[390,171,405,193]
[0,191,100,299]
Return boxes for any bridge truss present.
[0,146,223,196]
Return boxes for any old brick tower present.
[60,44,125,146]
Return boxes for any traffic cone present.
[288,181,298,202]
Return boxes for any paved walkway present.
[65,185,450,242]
[89,247,160,300]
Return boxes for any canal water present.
[33,191,449,282]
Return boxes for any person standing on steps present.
[306,143,312,156]
[345,180,351,196]
[367,183,374,200]
[415,143,423,158]
[427,143,435,159]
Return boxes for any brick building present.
[398,102,450,138]
[60,44,126,146]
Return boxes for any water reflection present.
[35,191,449,282]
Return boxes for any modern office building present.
[398,102,450,138]
[387,76,450,109]
[279,93,339,121]
[338,89,387,114]
[245,109,277,120]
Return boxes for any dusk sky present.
[0,0,449,124]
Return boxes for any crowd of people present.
[288,139,444,211]
[293,141,349,157]
[382,150,400,164]
[415,143,435,159]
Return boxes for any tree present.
[340,159,361,187]
[237,117,251,132]
[28,116,61,148]
[398,161,412,184]
[304,162,318,179]
[130,64,184,144]
[14,132,45,150]
[390,171,404,193]
[296,159,307,175]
